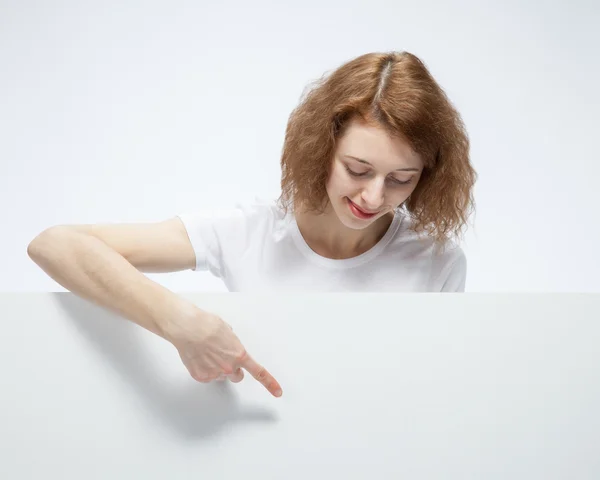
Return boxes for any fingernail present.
[275,389,282,397]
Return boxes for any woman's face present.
[325,118,424,230]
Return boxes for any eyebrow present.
[344,155,420,172]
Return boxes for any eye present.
[344,165,368,177]
[388,177,412,186]
[345,164,413,185]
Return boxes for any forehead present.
[336,118,423,170]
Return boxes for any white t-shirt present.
[177,198,467,292]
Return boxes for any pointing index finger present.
[240,353,282,397]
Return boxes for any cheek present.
[398,179,420,201]
[325,174,336,194]
[391,183,417,203]
[327,168,351,193]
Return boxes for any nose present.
[360,178,385,210]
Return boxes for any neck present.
[294,201,394,259]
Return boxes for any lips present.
[347,198,378,219]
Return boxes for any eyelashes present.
[344,165,412,186]
[345,165,367,177]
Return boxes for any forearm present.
[27,227,195,340]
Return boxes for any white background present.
[2,0,599,292]
[2,292,600,478]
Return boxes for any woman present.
[178,51,475,293]
[28,51,476,397]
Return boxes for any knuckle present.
[191,371,209,383]
[235,350,248,364]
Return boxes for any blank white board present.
[1,293,599,479]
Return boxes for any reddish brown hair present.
[277,51,477,243]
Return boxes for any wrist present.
[155,295,198,344]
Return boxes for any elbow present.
[27,226,68,261]
[27,230,49,262]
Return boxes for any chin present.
[339,216,370,230]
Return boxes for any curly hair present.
[277,51,477,244]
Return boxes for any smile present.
[346,198,378,219]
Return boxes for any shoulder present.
[176,197,283,274]
[178,197,279,231]
[392,213,467,291]
[430,236,467,292]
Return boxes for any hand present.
[163,305,282,398]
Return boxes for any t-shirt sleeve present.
[176,203,272,279]
[441,248,467,292]
[430,242,467,292]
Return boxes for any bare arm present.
[27,219,283,396]
[26,219,197,339]
[57,218,197,273]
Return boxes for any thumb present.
[227,367,244,383]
